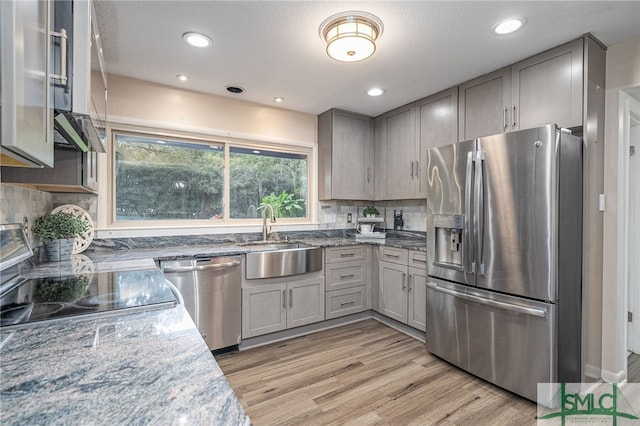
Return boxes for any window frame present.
[107,125,314,229]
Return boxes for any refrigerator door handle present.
[464,151,475,274]
[426,282,547,318]
[475,150,486,276]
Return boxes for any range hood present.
[52,0,107,153]
[53,111,104,153]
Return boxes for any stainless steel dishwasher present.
[161,256,241,351]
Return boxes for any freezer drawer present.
[426,279,556,401]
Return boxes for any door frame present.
[619,89,640,365]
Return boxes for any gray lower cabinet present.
[378,248,427,331]
[325,246,370,319]
[407,267,427,331]
[242,277,325,338]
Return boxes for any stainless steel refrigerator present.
[425,124,583,401]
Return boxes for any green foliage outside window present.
[259,191,305,218]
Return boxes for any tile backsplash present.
[317,199,426,232]
[0,183,53,247]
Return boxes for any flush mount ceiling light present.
[493,18,526,35]
[319,11,383,62]
[273,97,284,103]
[182,32,212,48]
[176,74,188,82]
[367,87,385,97]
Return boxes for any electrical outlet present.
[347,213,352,223]
[22,217,29,238]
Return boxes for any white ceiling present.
[94,1,640,118]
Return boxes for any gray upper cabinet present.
[511,39,583,131]
[375,105,418,200]
[459,39,584,141]
[318,109,374,200]
[458,67,511,141]
[417,87,458,197]
[0,0,54,167]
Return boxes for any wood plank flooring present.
[216,319,536,425]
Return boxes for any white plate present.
[51,204,94,254]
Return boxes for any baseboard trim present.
[372,312,426,343]
[584,363,602,381]
[239,311,373,350]
[601,368,626,383]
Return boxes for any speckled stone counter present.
[0,305,250,425]
[74,229,426,265]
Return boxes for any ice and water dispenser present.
[433,214,464,269]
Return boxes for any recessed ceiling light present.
[493,18,526,35]
[176,74,188,82]
[273,97,284,103]
[182,32,212,48]
[252,150,261,154]
[226,86,245,94]
[367,87,385,97]
[155,140,166,144]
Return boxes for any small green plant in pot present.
[32,212,90,262]
[363,206,380,217]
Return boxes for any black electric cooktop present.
[0,268,177,329]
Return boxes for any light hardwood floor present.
[216,319,537,425]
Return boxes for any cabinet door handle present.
[402,273,406,290]
[289,289,293,307]
[282,290,286,309]
[503,107,508,130]
[408,274,413,292]
[50,28,68,85]
[367,167,370,183]
[512,105,517,127]
[411,161,414,179]
[416,161,420,179]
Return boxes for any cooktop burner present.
[0,269,177,329]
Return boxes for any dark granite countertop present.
[3,229,425,424]
[0,304,249,425]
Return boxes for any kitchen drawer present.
[409,250,428,270]
[326,260,366,291]
[325,286,367,319]
[325,245,367,263]
[379,247,408,265]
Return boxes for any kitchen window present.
[111,130,310,225]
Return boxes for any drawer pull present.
[340,300,355,306]
[340,274,355,279]
[340,253,355,257]
[412,258,427,263]
[386,253,400,258]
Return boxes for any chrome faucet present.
[262,204,276,241]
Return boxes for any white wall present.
[95,74,318,236]
[602,37,640,381]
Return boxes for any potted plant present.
[32,211,90,262]
[363,206,380,217]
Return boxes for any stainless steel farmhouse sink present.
[244,242,322,279]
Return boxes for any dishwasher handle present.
[163,260,240,273]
